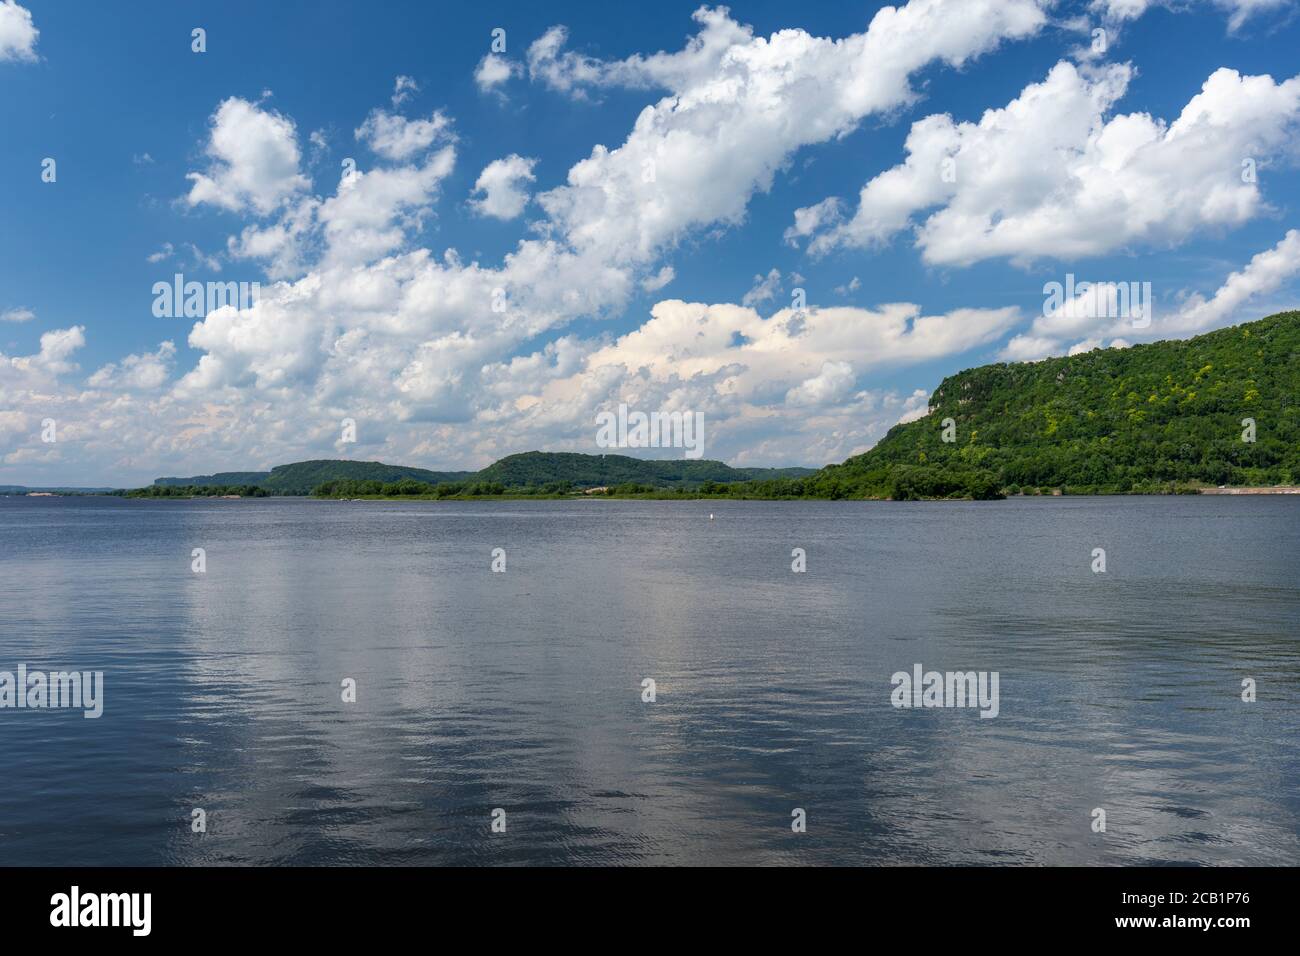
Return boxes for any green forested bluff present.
[794,309,1300,500]
[128,312,1299,501]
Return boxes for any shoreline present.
[1198,486,1300,495]
[11,485,1300,502]
[309,486,1300,502]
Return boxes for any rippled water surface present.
[1,494,1297,865]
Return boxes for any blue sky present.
[2,0,1298,485]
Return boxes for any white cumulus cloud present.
[7,0,1058,483]
[185,97,310,215]
[474,54,521,94]
[355,109,453,161]
[526,8,754,98]
[469,154,537,220]
[1002,230,1300,359]
[0,1,38,62]
[640,265,675,293]
[798,61,1300,266]
[1091,0,1293,33]
[786,361,856,407]
[88,342,177,391]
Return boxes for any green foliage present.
[125,484,269,498]
[474,451,816,489]
[705,310,1299,500]
[155,460,475,495]
[313,478,509,498]
[884,466,1004,501]
[152,471,270,488]
[155,454,812,497]
[831,311,1300,495]
[257,460,475,494]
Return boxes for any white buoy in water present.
[709,513,714,521]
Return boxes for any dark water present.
[0,495,1297,866]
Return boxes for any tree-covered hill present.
[473,451,815,488]
[156,460,475,495]
[151,453,811,496]
[154,471,270,488]
[790,311,1300,499]
[0,486,117,494]
[259,460,476,494]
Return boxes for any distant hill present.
[259,460,475,494]
[154,472,271,488]
[0,486,117,495]
[156,460,476,495]
[474,452,816,488]
[786,311,1300,499]
[732,466,822,480]
[148,452,815,496]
